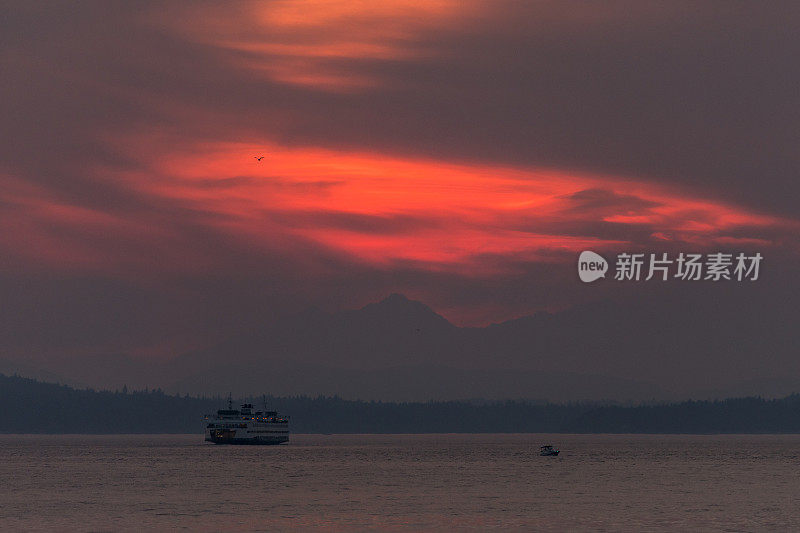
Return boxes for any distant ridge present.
[4,289,799,402]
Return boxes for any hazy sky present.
[1,1,798,362]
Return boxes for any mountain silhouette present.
[7,288,798,402]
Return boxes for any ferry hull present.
[205,435,288,445]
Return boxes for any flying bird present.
[254,156,266,161]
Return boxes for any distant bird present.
[254,156,266,161]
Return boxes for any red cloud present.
[22,136,777,278]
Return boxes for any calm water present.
[1,433,799,531]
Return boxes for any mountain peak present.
[369,293,428,311]
[357,293,454,328]
[381,293,412,304]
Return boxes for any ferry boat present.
[204,398,289,445]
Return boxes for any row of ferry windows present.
[217,418,287,423]
[208,424,286,429]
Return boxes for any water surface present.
[1,433,798,531]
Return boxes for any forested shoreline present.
[3,373,800,434]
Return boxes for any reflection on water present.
[1,433,799,531]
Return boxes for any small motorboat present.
[540,445,559,456]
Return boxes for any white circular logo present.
[578,251,608,282]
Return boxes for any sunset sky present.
[2,1,799,363]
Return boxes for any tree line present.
[2,373,800,434]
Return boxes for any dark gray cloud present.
[561,189,662,214]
